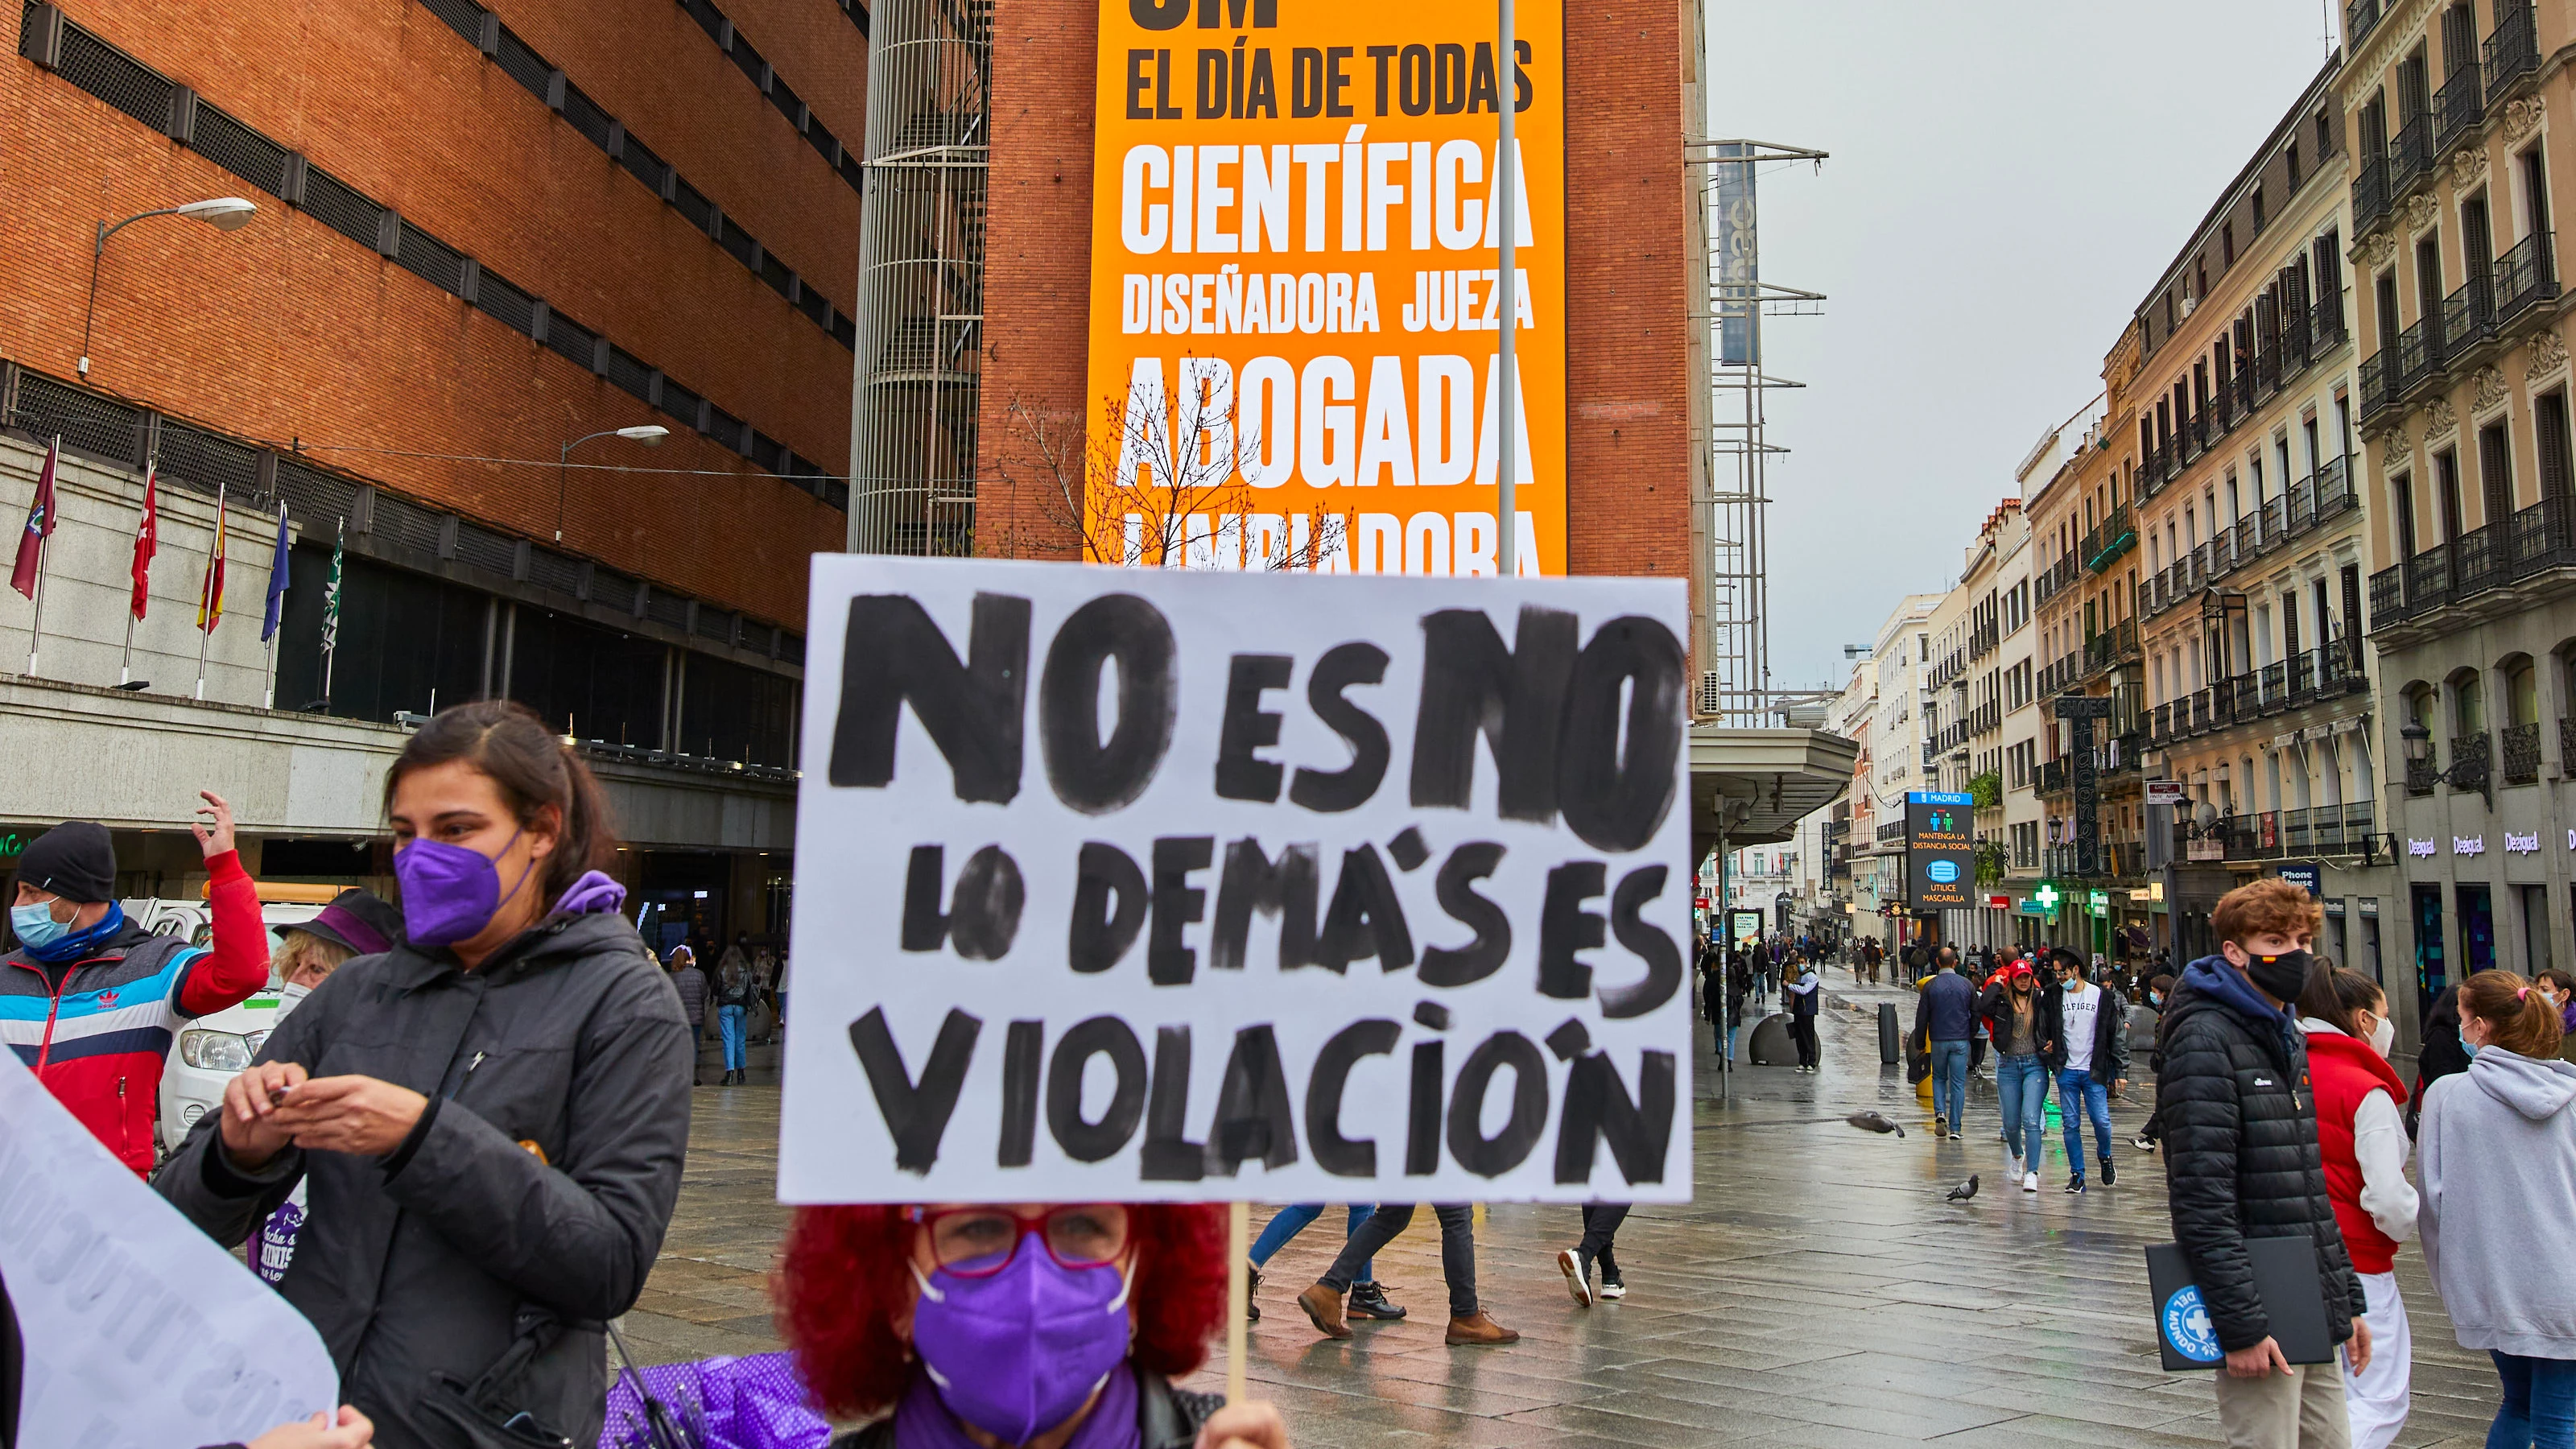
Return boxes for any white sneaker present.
[2021,1171,2040,1193]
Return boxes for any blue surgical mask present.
[2464,1041,2482,1060]
[10,901,68,952]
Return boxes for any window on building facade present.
[2521,142,2553,237]
[2479,420,2516,525]
[2416,231,2446,318]
[2434,448,2466,540]
[2537,389,2573,498]
[2453,670,2486,742]
[2440,4,2475,78]
[2392,470,2419,557]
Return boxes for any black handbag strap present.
[466,1309,576,1410]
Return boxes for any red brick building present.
[3,0,859,645]
[0,0,865,942]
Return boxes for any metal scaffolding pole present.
[847,0,991,557]
[1686,139,1825,725]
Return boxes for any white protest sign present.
[780,556,1693,1203]
[0,1051,338,1447]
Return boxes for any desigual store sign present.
[1086,0,1567,574]
[2403,832,2567,859]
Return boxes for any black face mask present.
[2241,948,2313,1003]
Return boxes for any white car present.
[125,896,328,1155]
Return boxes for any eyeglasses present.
[907,1204,1131,1276]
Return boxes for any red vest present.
[2306,1030,2409,1274]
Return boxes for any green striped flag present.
[320,517,343,696]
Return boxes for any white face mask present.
[2368,1015,2395,1059]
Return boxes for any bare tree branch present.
[991,357,1347,571]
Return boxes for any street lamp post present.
[555,426,671,542]
[2400,719,2492,808]
[80,197,258,378]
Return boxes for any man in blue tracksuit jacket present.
[1913,945,1979,1137]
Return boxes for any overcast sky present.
[1711,2,2341,696]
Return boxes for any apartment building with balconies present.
[2346,0,2576,1020]
[1950,497,2030,951]
[2025,370,2156,963]
[1854,592,1943,952]
[2130,54,2396,976]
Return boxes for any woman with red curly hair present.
[777,1202,1291,1449]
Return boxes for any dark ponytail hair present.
[2296,960,2384,1039]
[385,700,617,906]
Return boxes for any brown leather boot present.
[1295,1283,1351,1340]
[1445,1311,1520,1345]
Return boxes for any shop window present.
[510,607,671,750]
[2458,884,2496,976]
[274,545,485,723]
[2413,883,2446,1022]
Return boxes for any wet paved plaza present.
[624,978,2508,1447]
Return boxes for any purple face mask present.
[394,828,533,948]
[908,1249,1131,1445]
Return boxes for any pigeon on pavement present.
[1946,1174,1979,1201]
[1845,1111,1907,1137]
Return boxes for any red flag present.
[130,463,159,620]
[10,438,59,600]
[197,487,227,634]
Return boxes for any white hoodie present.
[2420,1045,2576,1356]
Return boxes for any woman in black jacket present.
[157,702,692,1449]
[2412,984,2470,1131]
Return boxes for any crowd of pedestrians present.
[1771,877,2576,1449]
[6,704,2575,1449]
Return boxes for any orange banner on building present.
[1084,0,1565,575]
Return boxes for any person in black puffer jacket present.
[2160,878,2371,1447]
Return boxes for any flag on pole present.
[197,486,228,634]
[320,518,342,657]
[260,502,291,642]
[10,438,59,600]
[130,462,159,620]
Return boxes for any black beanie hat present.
[16,822,118,904]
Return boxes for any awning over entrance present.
[1688,725,1859,857]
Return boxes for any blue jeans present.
[1996,1054,2048,1167]
[2490,1351,2576,1449]
[2058,1067,2112,1178]
[1930,1039,1970,1132]
[1250,1204,1374,1281]
[719,1005,748,1071]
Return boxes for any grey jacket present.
[155,910,692,1449]
[670,964,709,1027]
[2420,1045,2576,1357]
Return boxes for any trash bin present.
[1748,1013,1795,1066]
[1877,1002,1901,1065]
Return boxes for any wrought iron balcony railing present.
[2487,0,2540,102]
[2495,229,2559,325]
[2436,62,2486,154]
[2504,720,2542,784]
